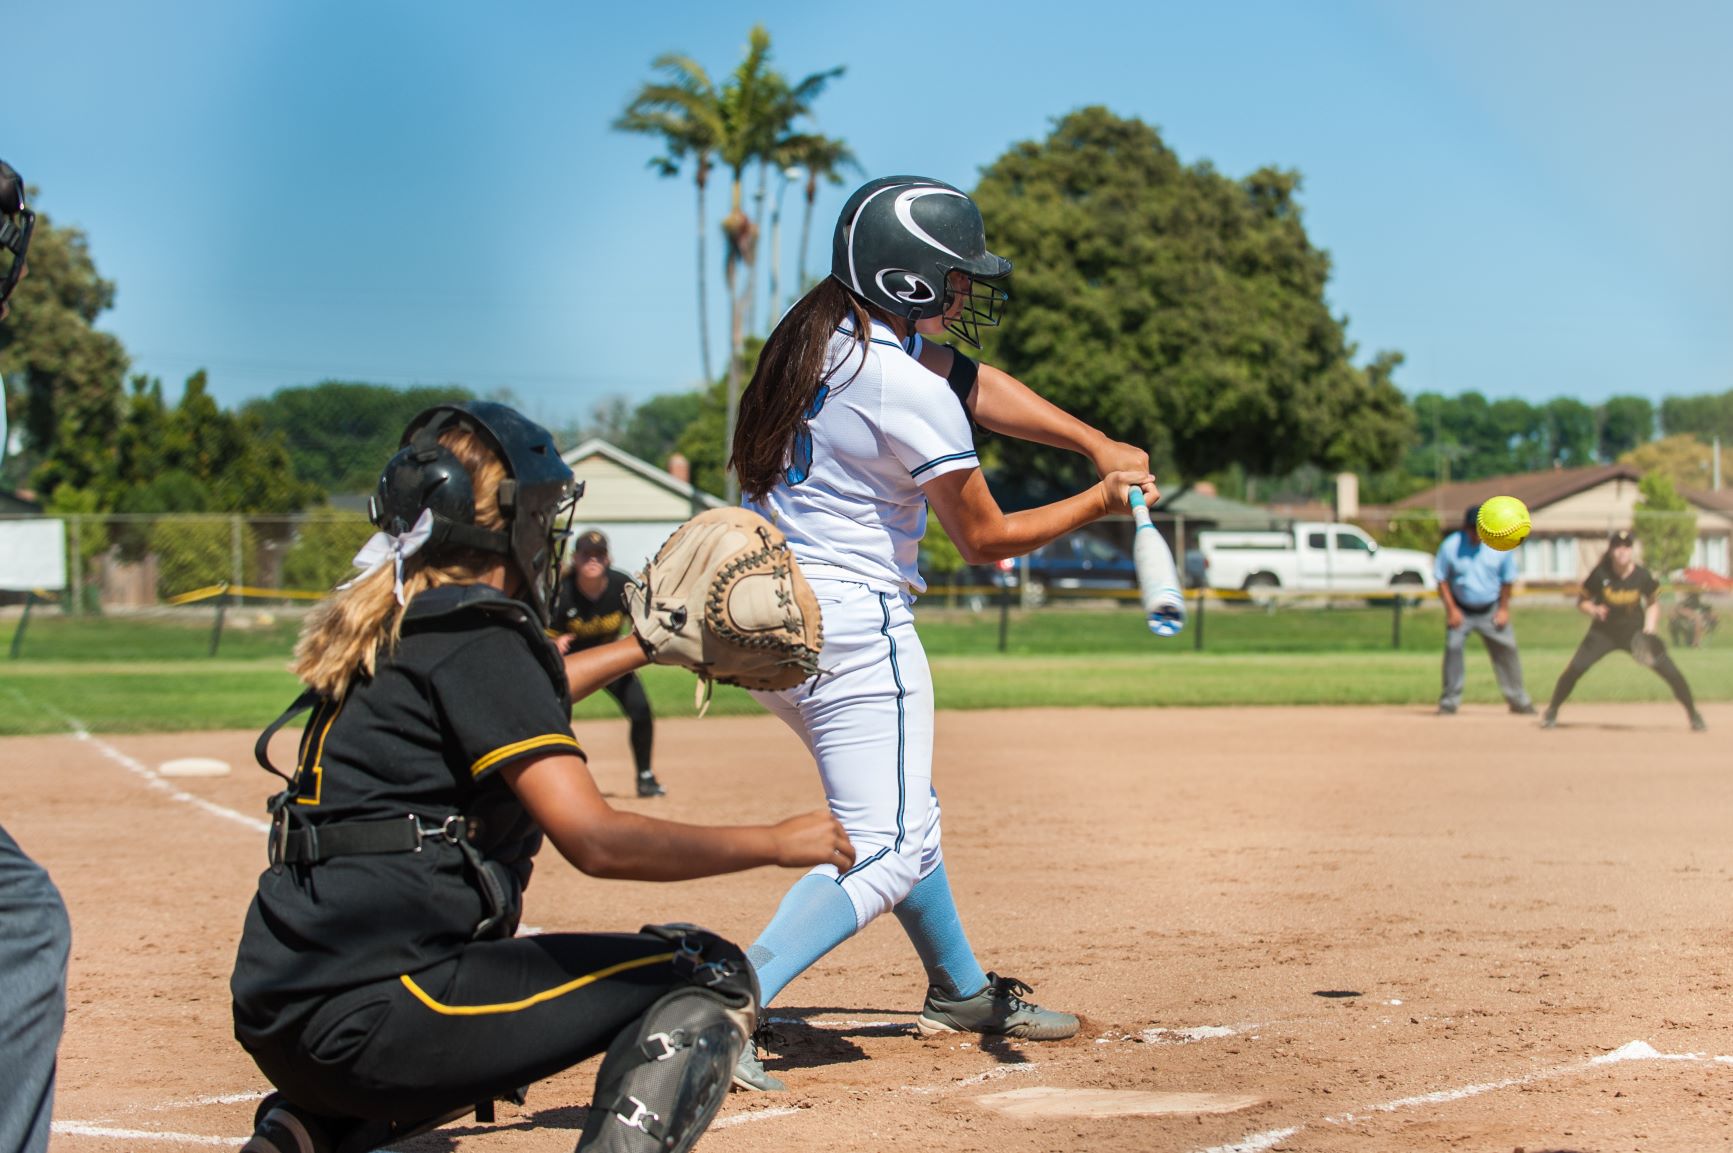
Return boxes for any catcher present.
[1542,529,1707,732]
[233,401,847,1153]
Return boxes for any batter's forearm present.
[969,487,1112,564]
[970,363,1108,457]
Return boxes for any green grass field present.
[1,603,1726,735]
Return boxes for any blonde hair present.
[292,426,508,698]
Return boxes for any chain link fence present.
[0,509,1725,658]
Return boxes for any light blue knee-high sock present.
[745,874,860,1007]
[892,862,988,999]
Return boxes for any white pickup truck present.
[1197,522,1436,594]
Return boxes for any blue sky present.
[7,0,1729,432]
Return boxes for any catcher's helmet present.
[372,401,581,625]
[829,175,1010,348]
[0,158,36,308]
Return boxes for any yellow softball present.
[1476,495,1531,551]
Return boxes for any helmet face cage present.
[0,160,35,308]
[943,274,1009,350]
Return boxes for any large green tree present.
[242,381,474,495]
[1632,472,1696,577]
[0,191,130,494]
[1660,390,1733,442]
[1597,395,1654,459]
[968,108,1413,497]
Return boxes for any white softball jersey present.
[746,317,978,928]
[745,319,978,595]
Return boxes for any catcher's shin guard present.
[576,925,757,1153]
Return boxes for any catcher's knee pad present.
[575,925,757,1153]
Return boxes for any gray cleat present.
[731,1042,786,1092]
[916,972,1078,1041]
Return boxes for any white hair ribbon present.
[341,508,435,604]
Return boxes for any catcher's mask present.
[0,159,35,309]
[829,175,1010,349]
[371,401,581,625]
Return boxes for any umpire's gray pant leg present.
[1474,615,1532,708]
[0,825,71,1153]
[1440,620,1472,708]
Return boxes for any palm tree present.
[788,134,859,301]
[614,55,723,385]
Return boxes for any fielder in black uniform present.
[1542,529,1707,732]
[233,402,852,1153]
[552,530,663,798]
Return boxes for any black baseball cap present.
[1609,529,1634,547]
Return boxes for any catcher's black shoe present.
[1509,702,1537,716]
[242,1097,333,1153]
[636,773,667,798]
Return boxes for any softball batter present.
[728,175,1157,1090]
[232,401,850,1153]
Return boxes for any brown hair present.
[291,426,508,698]
[731,278,897,503]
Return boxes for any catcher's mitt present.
[1630,631,1666,668]
[625,508,823,701]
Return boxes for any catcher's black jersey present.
[1582,561,1659,642]
[551,569,630,652]
[232,594,583,1034]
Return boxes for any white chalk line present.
[1197,1039,1733,1153]
[6,683,269,834]
[713,1107,803,1129]
[51,1122,238,1146]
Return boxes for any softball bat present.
[1129,487,1185,637]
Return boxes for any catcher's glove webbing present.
[626,508,823,710]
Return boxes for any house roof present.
[1153,486,1278,529]
[560,439,724,510]
[1682,487,1733,514]
[1393,464,1643,514]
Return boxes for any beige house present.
[559,439,723,572]
[1391,465,1733,585]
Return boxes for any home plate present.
[158,757,231,778]
[975,1087,1262,1118]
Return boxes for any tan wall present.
[1532,475,1641,533]
[568,456,702,521]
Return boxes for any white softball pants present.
[753,578,943,930]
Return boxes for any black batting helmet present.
[372,401,581,625]
[829,175,1011,348]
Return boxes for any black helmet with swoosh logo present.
[829,175,1011,347]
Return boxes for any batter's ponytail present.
[732,277,891,503]
[292,427,509,698]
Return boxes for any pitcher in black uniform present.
[1542,529,1707,732]
[232,402,853,1153]
[553,530,664,797]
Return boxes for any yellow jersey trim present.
[469,733,583,779]
[398,951,676,1016]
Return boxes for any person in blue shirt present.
[1434,505,1536,716]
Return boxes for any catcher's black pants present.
[1547,629,1697,714]
[238,931,694,1123]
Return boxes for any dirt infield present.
[8,702,1730,1153]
